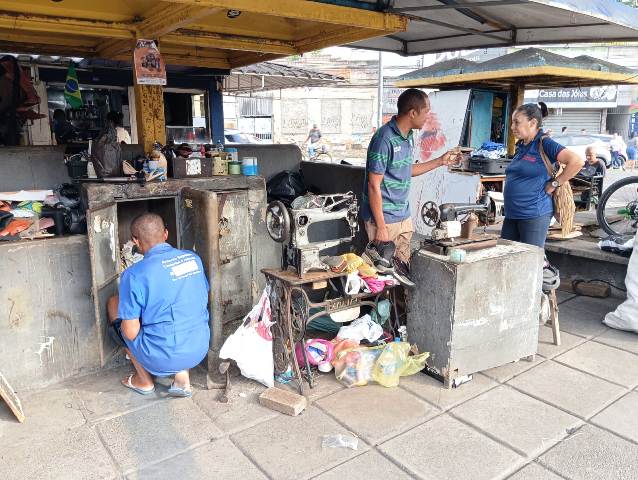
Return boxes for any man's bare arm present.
[120,319,141,341]
[412,148,461,177]
[368,172,390,242]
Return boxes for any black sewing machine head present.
[266,192,358,276]
[420,194,498,254]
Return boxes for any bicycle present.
[596,174,638,236]
[289,138,333,163]
[304,143,332,163]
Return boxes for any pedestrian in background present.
[610,132,626,169]
[626,132,638,171]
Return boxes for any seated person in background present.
[52,109,76,144]
[107,213,210,397]
[580,145,606,177]
[106,111,131,144]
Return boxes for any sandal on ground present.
[121,374,155,395]
[168,383,193,398]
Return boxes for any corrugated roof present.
[345,0,638,56]
[395,48,638,89]
[224,61,345,93]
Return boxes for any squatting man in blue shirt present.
[107,213,210,397]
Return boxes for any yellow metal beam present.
[137,3,222,38]
[0,12,134,39]
[98,40,132,59]
[164,0,407,31]
[133,77,166,153]
[165,30,297,55]
[295,24,384,54]
[0,28,98,49]
[0,41,93,57]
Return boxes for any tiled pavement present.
[2,295,638,479]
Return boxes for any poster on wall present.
[408,89,481,235]
[133,39,167,86]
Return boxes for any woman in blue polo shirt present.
[502,103,583,248]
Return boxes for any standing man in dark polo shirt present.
[362,88,460,274]
[107,213,210,397]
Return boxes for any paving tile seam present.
[505,378,631,422]
[587,421,638,447]
[556,295,579,306]
[225,434,278,480]
[483,358,547,385]
[306,449,392,480]
[312,400,381,445]
[85,397,166,425]
[94,423,129,476]
[369,446,423,479]
[398,373,502,411]
[537,334,589,360]
[118,438,215,477]
[444,408,573,460]
[528,458,573,480]
[550,357,638,389]
[589,337,638,357]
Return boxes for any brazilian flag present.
[64,62,83,108]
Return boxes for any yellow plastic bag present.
[333,342,429,388]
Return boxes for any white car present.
[551,134,612,167]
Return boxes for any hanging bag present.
[219,285,275,387]
[539,136,575,235]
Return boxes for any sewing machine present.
[420,194,499,255]
[266,192,358,276]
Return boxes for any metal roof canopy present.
[347,0,638,55]
[224,62,345,93]
[394,48,638,89]
[0,0,406,69]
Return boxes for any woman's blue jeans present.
[501,214,552,248]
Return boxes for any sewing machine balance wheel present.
[421,201,440,227]
[266,200,291,243]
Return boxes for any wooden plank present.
[547,230,583,241]
[0,372,25,423]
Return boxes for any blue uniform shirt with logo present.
[504,130,564,220]
[361,116,414,224]
[118,243,210,376]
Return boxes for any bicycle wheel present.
[314,152,332,163]
[596,176,638,236]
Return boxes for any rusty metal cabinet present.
[180,188,254,379]
[84,179,278,379]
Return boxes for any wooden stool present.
[547,290,561,346]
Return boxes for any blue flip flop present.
[168,383,193,398]
[122,374,155,396]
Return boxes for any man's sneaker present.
[364,241,394,273]
[391,257,416,289]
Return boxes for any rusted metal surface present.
[87,203,120,366]
[0,236,100,391]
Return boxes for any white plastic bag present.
[337,314,383,342]
[604,232,638,332]
[219,286,275,387]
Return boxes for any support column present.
[208,77,224,145]
[133,69,166,153]
[507,83,525,157]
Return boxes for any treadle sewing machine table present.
[262,268,394,395]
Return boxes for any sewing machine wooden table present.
[262,268,393,394]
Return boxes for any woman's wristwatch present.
[550,179,560,188]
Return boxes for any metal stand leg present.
[549,290,561,346]
[283,289,305,395]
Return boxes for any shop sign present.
[526,86,617,104]
[133,39,167,86]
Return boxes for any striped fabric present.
[361,116,414,224]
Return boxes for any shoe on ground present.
[391,257,416,289]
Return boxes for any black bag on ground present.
[266,170,305,205]
[92,126,122,177]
